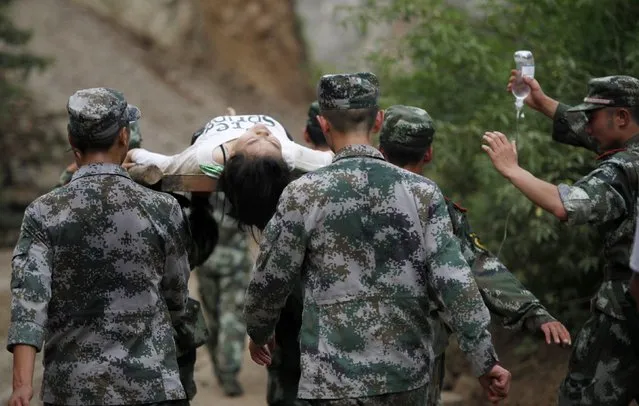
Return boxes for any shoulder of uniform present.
[595,148,627,161]
[444,196,467,213]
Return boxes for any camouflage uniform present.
[379,105,559,405]
[245,73,499,405]
[195,192,252,395]
[545,77,639,404]
[55,118,207,402]
[266,100,324,406]
[7,88,190,405]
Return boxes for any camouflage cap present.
[317,72,379,111]
[379,105,435,149]
[128,120,143,149]
[306,100,321,130]
[568,75,639,112]
[67,87,141,140]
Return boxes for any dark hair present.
[69,122,130,153]
[217,153,292,230]
[306,124,328,147]
[381,142,428,167]
[190,126,206,145]
[320,107,378,133]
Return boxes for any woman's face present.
[233,124,282,158]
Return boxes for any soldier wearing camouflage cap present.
[488,73,639,404]
[244,73,510,405]
[56,117,142,187]
[7,87,191,406]
[54,96,211,403]
[379,105,570,406]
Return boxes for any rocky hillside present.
[1,0,315,246]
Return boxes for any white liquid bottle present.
[512,50,535,110]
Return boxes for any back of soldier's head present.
[316,72,380,133]
[379,105,435,167]
[67,87,141,153]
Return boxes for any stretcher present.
[128,164,217,192]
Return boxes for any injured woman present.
[124,114,334,229]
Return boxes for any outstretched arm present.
[482,131,568,221]
[447,202,570,345]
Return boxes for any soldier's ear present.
[423,146,433,164]
[118,126,130,148]
[371,110,385,133]
[617,108,632,128]
[317,115,330,135]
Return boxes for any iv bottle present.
[512,50,535,109]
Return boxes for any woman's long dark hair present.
[217,153,292,230]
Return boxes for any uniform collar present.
[70,163,131,182]
[332,144,385,163]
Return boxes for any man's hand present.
[540,321,572,347]
[478,363,511,404]
[8,385,33,406]
[507,70,559,118]
[482,131,520,179]
[248,337,276,366]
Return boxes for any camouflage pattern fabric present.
[550,104,639,404]
[266,281,310,406]
[379,105,435,149]
[244,144,498,400]
[427,353,446,406]
[567,75,639,112]
[557,142,639,319]
[317,72,379,111]
[551,103,599,153]
[8,163,190,404]
[196,192,252,383]
[445,199,555,332]
[67,87,140,139]
[426,199,556,406]
[128,120,142,148]
[54,121,205,401]
[557,310,638,405]
[306,385,428,406]
[45,401,191,406]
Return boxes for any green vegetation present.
[352,0,639,325]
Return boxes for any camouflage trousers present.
[196,252,251,381]
[45,401,189,406]
[267,284,308,406]
[558,310,639,405]
[427,353,445,406]
[177,347,197,401]
[305,385,429,406]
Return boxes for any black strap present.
[221,144,228,165]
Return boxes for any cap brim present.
[567,103,605,113]
[124,104,141,122]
